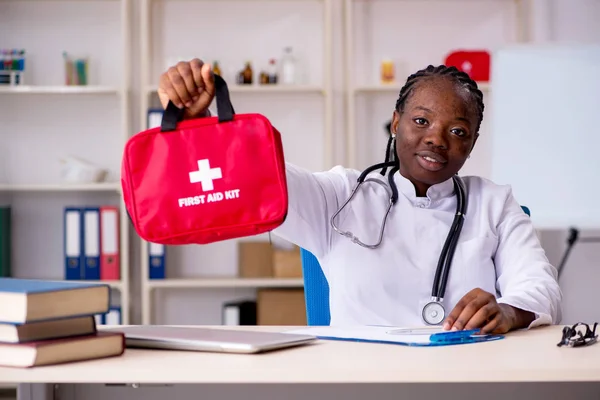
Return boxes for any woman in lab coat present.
[157,59,562,334]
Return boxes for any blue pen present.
[429,329,485,343]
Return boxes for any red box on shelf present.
[444,50,490,82]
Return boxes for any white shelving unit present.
[0,183,121,192]
[0,85,121,94]
[145,84,326,94]
[0,0,132,324]
[343,0,529,170]
[138,0,332,325]
[147,277,304,289]
[353,82,491,94]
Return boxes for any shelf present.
[145,85,325,95]
[153,0,323,1]
[0,183,121,192]
[353,81,490,93]
[6,279,124,290]
[0,383,17,389]
[4,0,121,2]
[147,277,304,289]
[0,85,121,95]
[4,0,132,327]
[71,280,124,291]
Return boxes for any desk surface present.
[1,325,599,384]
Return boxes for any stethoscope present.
[330,136,468,326]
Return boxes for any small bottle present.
[242,61,253,84]
[212,61,222,76]
[280,47,295,85]
[267,58,278,84]
[259,71,269,85]
[3,49,13,71]
[63,51,73,85]
[381,59,395,84]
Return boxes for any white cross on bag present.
[189,159,222,191]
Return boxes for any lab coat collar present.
[394,171,455,203]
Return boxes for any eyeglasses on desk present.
[557,322,598,348]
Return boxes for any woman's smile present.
[415,150,447,172]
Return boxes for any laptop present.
[102,326,317,354]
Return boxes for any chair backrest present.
[300,248,331,325]
[300,205,531,326]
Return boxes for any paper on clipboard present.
[284,326,504,347]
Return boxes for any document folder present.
[285,326,504,347]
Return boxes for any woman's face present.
[391,76,480,196]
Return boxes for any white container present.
[59,156,108,184]
[280,47,296,85]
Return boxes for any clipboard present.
[284,326,504,347]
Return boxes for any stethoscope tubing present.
[330,160,399,249]
[431,175,467,299]
[330,160,468,308]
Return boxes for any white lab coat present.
[273,162,562,328]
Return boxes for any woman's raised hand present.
[158,58,215,119]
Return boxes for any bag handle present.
[160,73,235,132]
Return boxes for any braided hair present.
[383,65,485,168]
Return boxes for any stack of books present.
[0,278,125,368]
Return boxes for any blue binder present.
[83,207,101,280]
[147,108,164,129]
[148,242,165,279]
[64,207,83,280]
[95,307,121,325]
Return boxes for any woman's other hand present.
[158,58,215,119]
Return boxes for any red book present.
[0,331,125,368]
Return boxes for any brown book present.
[0,331,125,368]
[0,316,96,343]
[0,278,110,324]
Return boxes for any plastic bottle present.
[280,47,295,85]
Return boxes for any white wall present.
[2,0,600,328]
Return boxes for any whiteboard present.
[490,44,600,229]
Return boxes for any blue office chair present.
[300,206,531,326]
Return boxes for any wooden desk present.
[1,325,599,400]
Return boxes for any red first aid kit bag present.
[121,74,288,245]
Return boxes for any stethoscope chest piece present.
[422,299,445,325]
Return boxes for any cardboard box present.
[238,241,273,278]
[273,246,303,278]
[257,289,307,326]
